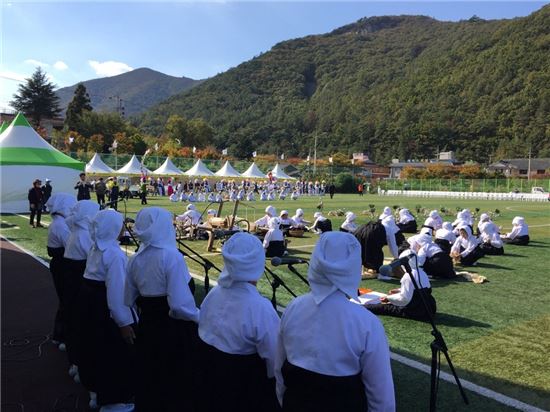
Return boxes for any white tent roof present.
[184,159,214,176]
[152,157,184,175]
[214,160,242,177]
[116,154,151,175]
[0,113,84,213]
[241,162,267,179]
[86,153,115,174]
[271,163,294,180]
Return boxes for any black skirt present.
[266,240,286,258]
[397,220,417,233]
[503,235,529,246]
[281,360,367,412]
[434,238,452,255]
[62,258,87,365]
[134,296,199,412]
[195,339,280,412]
[480,243,504,255]
[366,287,436,322]
[47,247,66,342]
[75,279,135,405]
[424,252,456,279]
[459,245,485,266]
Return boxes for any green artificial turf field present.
[2,193,549,411]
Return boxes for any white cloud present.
[88,60,133,77]
[53,60,68,70]
[0,71,27,82]
[24,59,49,67]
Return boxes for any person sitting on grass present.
[397,208,417,233]
[450,226,485,266]
[255,205,277,229]
[423,210,443,232]
[502,216,530,246]
[364,246,437,322]
[414,234,456,279]
[291,209,309,229]
[308,212,332,234]
[479,219,504,255]
[434,222,456,255]
[263,217,285,258]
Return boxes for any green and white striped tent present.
[0,113,84,213]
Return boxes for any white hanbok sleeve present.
[360,319,396,412]
[506,226,520,239]
[460,239,477,258]
[166,252,200,322]
[124,259,140,307]
[263,230,273,249]
[274,328,288,406]
[385,232,399,259]
[105,249,134,327]
[254,302,281,378]
[450,237,462,255]
[386,274,414,307]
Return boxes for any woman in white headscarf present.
[434,222,456,254]
[196,233,280,412]
[46,193,77,346]
[451,226,485,266]
[415,234,456,279]
[503,216,530,245]
[397,208,417,233]
[275,232,395,411]
[308,212,333,234]
[378,206,392,221]
[291,208,309,229]
[264,217,285,257]
[381,215,401,260]
[476,213,491,235]
[62,200,100,374]
[479,220,504,255]
[423,210,443,231]
[340,211,358,234]
[124,207,199,412]
[255,205,277,228]
[176,203,202,226]
[365,238,437,320]
[451,211,470,234]
[75,210,135,411]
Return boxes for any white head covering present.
[67,200,100,230]
[479,213,490,223]
[295,208,304,217]
[409,233,431,248]
[207,209,217,217]
[268,217,281,230]
[307,232,362,305]
[429,210,439,218]
[280,210,289,217]
[46,193,76,218]
[399,208,413,219]
[379,206,392,220]
[314,211,323,219]
[218,233,265,288]
[512,216,524,226]
[442,222,453,231]
[458,225,474,238]
[187,204,196,211]
[134,207,176,254]
[91,209,123,251]
[265,205,276,217]
[344,211,356,222]
[420,227,433,236]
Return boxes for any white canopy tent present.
[152,157,184,175]
[116,154,151,175]
[214,160,242,178]
[184,159,214,176]
[0,113,84,212]
[270,163,294,180]
[241,162,267,179]
[85,153,115,174]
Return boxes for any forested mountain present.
[137,5,550,164]
[57,68,201,116]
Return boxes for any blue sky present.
[1,1,548,111]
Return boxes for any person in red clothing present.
[357,183,364,196]
[28,179,45,228]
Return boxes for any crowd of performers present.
[44,190,530,412]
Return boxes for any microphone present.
[378,254,414,278]
[271,256,309,266]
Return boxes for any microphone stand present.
[400,257,468,411]
[263,266,297,310]
[176,239,222,295]
[286,263,309,287]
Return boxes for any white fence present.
[382,190,549,202]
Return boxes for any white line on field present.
[15,213,51,227]
[3,237,546,412]
[390,353,546,412]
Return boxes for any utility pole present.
[527,146,532,181]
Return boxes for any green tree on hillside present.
[10,67,61,127]
[65,83,92,131]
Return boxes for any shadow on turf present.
[0,223,18,229]
[435,313,491,328]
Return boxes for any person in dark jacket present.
[75,173,92,200]
[28,179,44,227]
[110,181,120,211]
[42,179,53,212]
[95,177,107,206]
